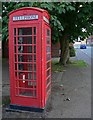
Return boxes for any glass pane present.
[18,46,33,53]
[18,28,22,35]
[47,84,51,92]
[47,69,50,77]
[18,55,33,62]
[28,37,32,44]
[18,37,23,44]
[33,82,36,88]
[34,72,36,80]
[14,37,16,44]
[18,46,23,53]
[28,73,33,80]
[18,72,33,80]
[15,72,17,77]
[18,55,23,62]
[15,55,17,62]
[14,28,16,36]
[34,46,36,53]
[34,36,36,44]
[18,64,24,70]
[28,81,33,86]
[14,46,16,53]
[47,77,51,85]
[34,27,36,35]
[18,28,32,35]
[47,38,50,44]
[27,82,36,88]
[28,55,32,62]
[34,55,36,62]
[47,29,50,36]
[18,81,28,88]
[18,37,32,44]
[28,46,32,53]
[28,64,33,71]
[18,63,33,71]
[19,89,33,96]
[47,62,50,69]
[46,46,51,52]
[34,64,36,71]
[15,63,17,70]
[33,90,36,97]
[47,54,51,61]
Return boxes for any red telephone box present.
[9,7,51,111]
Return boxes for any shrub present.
[69,46,76,57]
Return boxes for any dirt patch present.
[52,84,61,93]
[2,96,10,106]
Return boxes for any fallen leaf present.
[64,97,70,101]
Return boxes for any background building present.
[86,35,93,45]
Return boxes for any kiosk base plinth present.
[6,104,44,113]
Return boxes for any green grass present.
[52,60,64,72]
[71,60,88,67]
[52,60,87,72]
[2,96,10,106]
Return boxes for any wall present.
[51,42,60,58]
[86,35,93,45]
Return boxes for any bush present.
[69,46,76,57]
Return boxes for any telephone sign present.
[13,15,38,21]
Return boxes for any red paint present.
[9,7,51,109]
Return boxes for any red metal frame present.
[9,7,51,109]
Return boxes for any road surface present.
[74,43,92,65]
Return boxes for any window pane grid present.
[46,83,51,93]
[14,27,37,97]
[46,77,51,85]
[17,89,36,97]
[15,81,36,89]
[18,28,32,35]
[46,29,51,93]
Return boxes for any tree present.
[37,2,93,65]
[2,2,93,64]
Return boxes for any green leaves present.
[2,26,8,41]
[40,3,54,11]
[2,2,30,42]
[57,7,66,14]
[66,5,75,11]
[51,15,64,31]
[2,2,93,44]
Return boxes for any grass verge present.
[71,60,88,67]
[2,96,10,106]
[52,59,87,72]
[52,60,64,72]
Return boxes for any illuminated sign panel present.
[43,16,49,24]
[13,15,38,21]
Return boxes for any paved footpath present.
[47,61,91,118]
[2,57,91,119]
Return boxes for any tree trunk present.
[59,35,70,65]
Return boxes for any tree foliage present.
[2,2,93,64]
[0,2,2,33]
[2,2,93,41]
